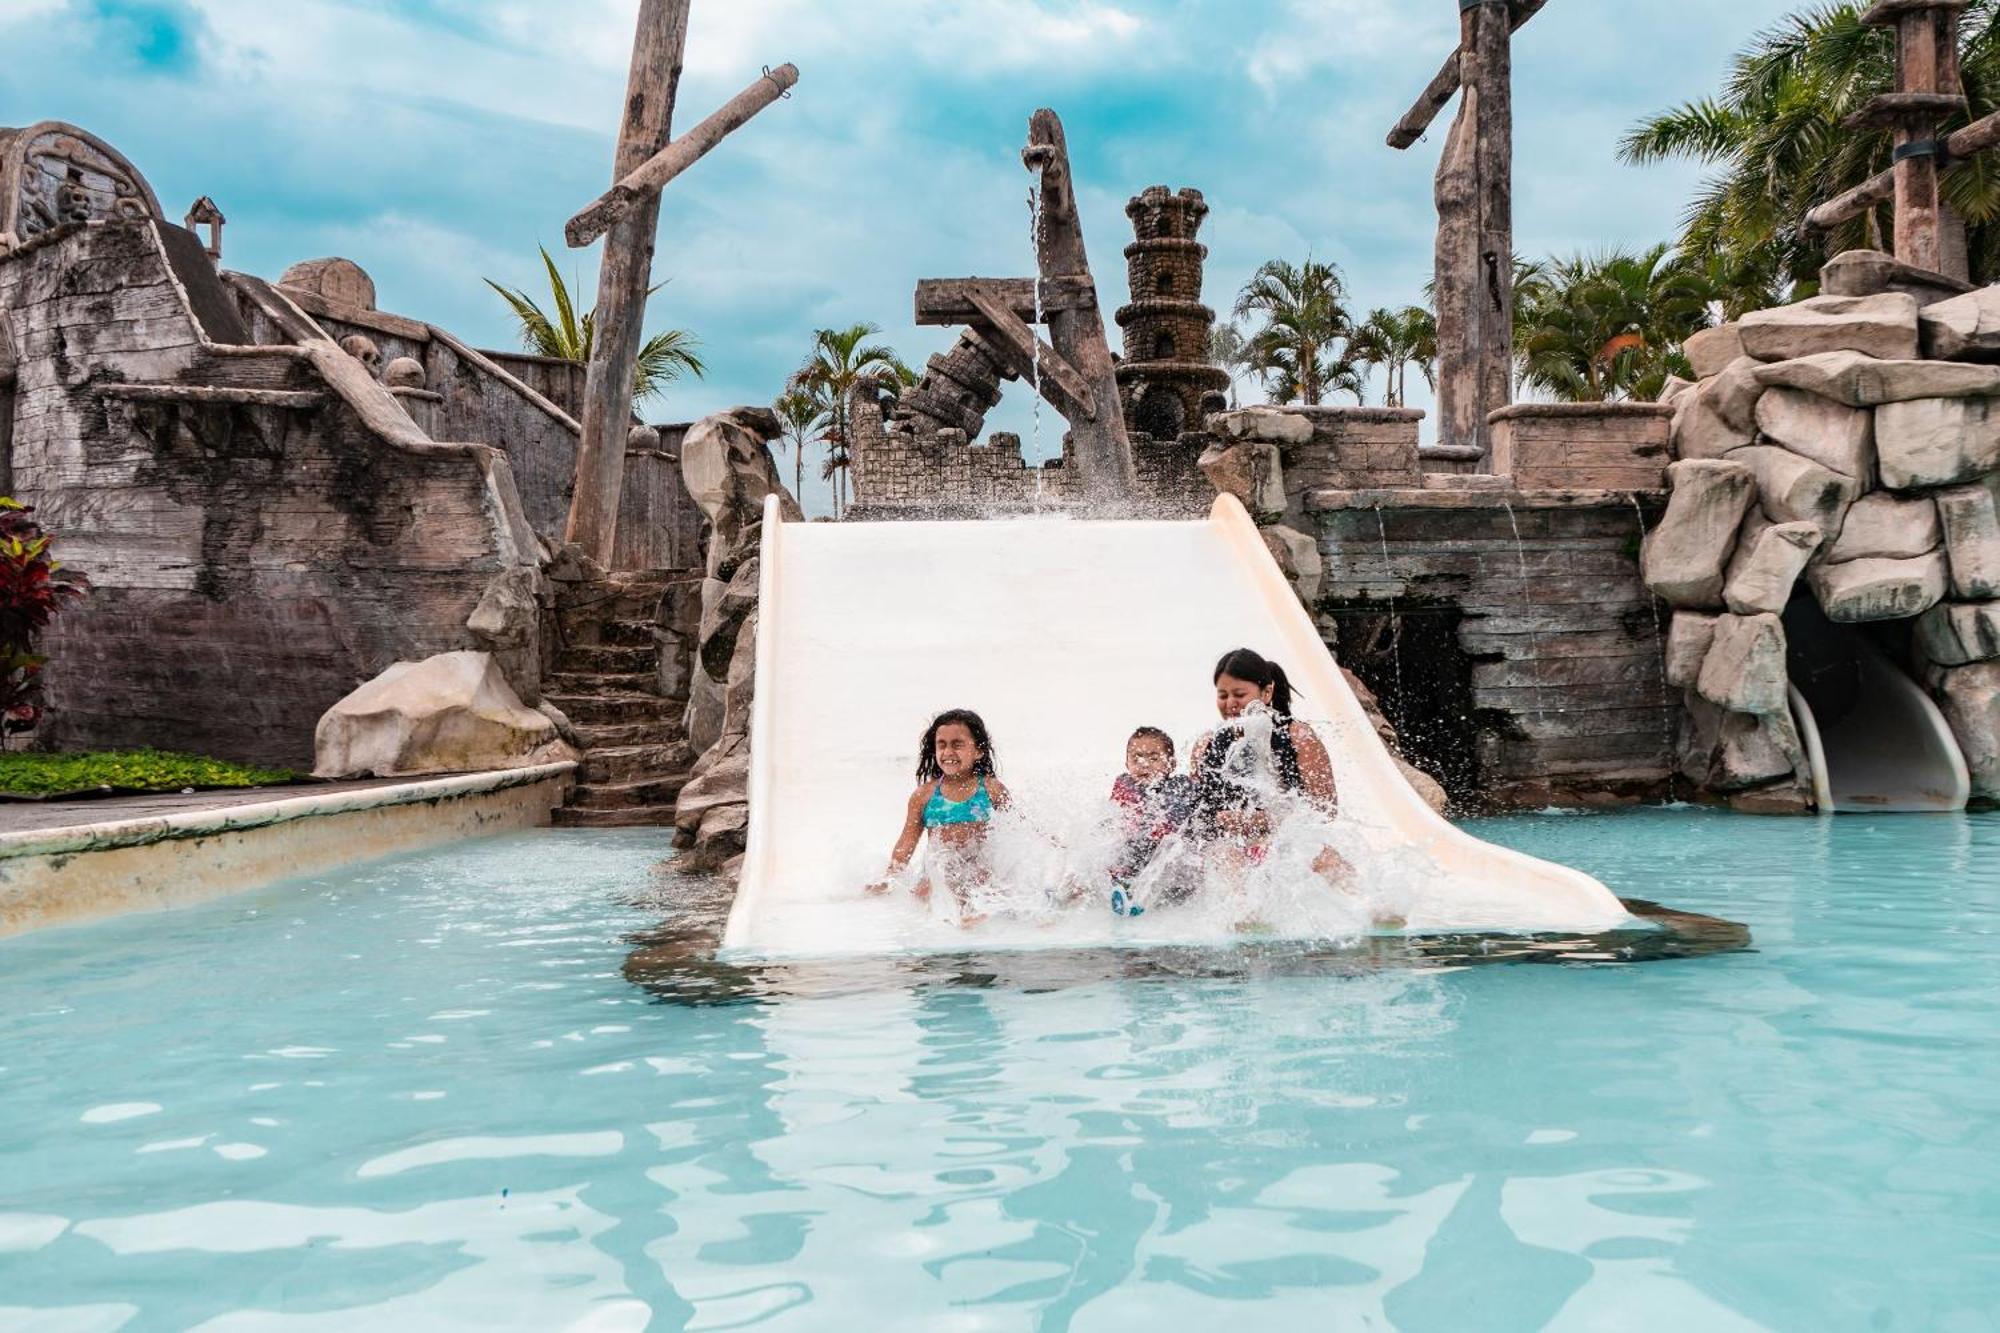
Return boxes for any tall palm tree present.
[1350,306,1439,408]
[1233,258,1355,407]
[1208,321,1254,409]
[788,323,914,519]
[485,246,706,405]
[1513,245,1716,402]
[1621,2,2000,298]
[772,388,829,507]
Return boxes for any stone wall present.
[1489,403,1672,492]
[0,219,540,768]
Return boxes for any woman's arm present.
[866,787,930,893]
[1291,722,1340,815]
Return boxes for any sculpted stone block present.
[1664,611,1719,688]
[1920,285,2000,362]
[1738,292,1920,362]
[1935,476,2000,599]
[1714,708,1808,792]
[1669,375,1754,461]
[1825,492,1941,564]
[1753,386,1873,482]
[1808,551,1948,622]
[1696,612,1789,716]
[1875,396,2000,490]
[1917,600,2000,667]
[1753,351,2000,407]
[1929,662,2000,799]
[1261,524,1323,605]
[312,650,577,778]
[1724,520,1821,617]
[1199,439,1285,516]
[1734,444,1859,541]
[1658,374,1695,405]
[1684,323,1746,379]
[1640,459,1757,608]
[1214,406,1314,447]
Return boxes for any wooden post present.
[1022,109,1136,505]
[564,0,690,566]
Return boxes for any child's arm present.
[986,777,1013,812]
[865,786,930,894]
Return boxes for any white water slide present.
[723,494,1630,959]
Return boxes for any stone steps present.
[545,691,681,727]
[554,644,656,674]
[553,803,679,828]
[571,771,692,810]
[546,670,658,696]
[582,742,692,785]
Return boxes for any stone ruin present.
[1645,250,2000,810]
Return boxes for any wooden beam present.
[961,284,1098,422]
[1387,0,1547,151]
[912,275,1096,326]
[565,63,799,248]
[565,0,690,565]
[94,383,325,410]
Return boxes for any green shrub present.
[0,749,301,798]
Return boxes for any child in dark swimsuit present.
[1108,726,1197,916]
[866,709,1012,926]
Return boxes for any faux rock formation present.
[1342,667,1448,816]
[1753,351,2000,407]
[1920,285,2000,362]
[1825,492,1941,564]
[1935,476,2000,599]
[1658,375,1695,405]
[1928,662,2000,799]
[1641,459,1757,608]
[1753,387,1874,482]
[1262,525,1324,605]
[1917,600,2000,667]
[313,650,577,778]
[1733,445,1857,541]
[1214,406,1314,448]
[1715,708,1808,792]
[1664,611,1719,688]
[1684,324,1745,380]
[1723,520,1820,617]
[1737,292,1920,363]
[1809,551,1948,623]
[1695,613,1789,716]
[1875,396,2000,490]
[1669,374,1755,461]
[1199,439,1285,516]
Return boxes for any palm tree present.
[1350,306,1439,408]
[788,323,914,518]
[1513,245,1716,402]
[772,388,829,506]
[1208,322,1255,408]
[1621,2,2000,298]
[485,246,705,405]
[1234,258,1354,406]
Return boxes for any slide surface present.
[725,495,1629,958]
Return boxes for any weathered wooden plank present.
[913,276,1097,325]
[962,284,1097,422]
[1386,0,1547,150]
[93,383,324,409]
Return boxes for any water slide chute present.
[724,494,1630,958]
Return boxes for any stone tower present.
[1115,186,1229,440]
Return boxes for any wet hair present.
[916,708,997,781]
[1213,648,1295,718]
[1128,726,1175,760]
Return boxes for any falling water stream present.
[1502,500,1549,723]
[1373,505,1407,712]
[1027,184,1046,468]
[1628,491,1679,795]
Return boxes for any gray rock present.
[1753,351,2000,406]
[1734,444,1859,541]
[1824,492,1941,564]
[1724,520,1822,616]
[1935,476,2000,599]
[1684,324,1746,380]
[1198,439,1286,516]
[1262,524,1324,605]
[1753,386,1874,482]
[1738,292,1920,363]
[1696,612,1789,715]
[1714,709,1808,791]
[1669,373,1755,461]
[1920,284,2000,362]
[312,650,577,778]
[1641,459,1758,608]
[1928,662,2000,800]
[1821,248,1976,306]
[1808,551,1949,622]
[1658,374,1696,405]
[1664,611,1719,688]
[1917,600,2000,666]
[1875,396,2000,490]
[1213,406,1314,447]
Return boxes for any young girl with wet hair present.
[866,708,1012,925]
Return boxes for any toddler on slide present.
[866,708,1011,927]
[1107,726,1198,917]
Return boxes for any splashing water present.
[1501,500,1548,723]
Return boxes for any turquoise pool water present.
[2,812,1996,1331]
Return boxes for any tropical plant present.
[787,323,915,518]
[0,499,87,740]
[772,388,830,509]
[1512,245,1717,402]
[1621,1,2000,299]
[1349,306,1439,408]
[1234,258,1357,406]
[485,246,706,406]
[1208,321,1254,409]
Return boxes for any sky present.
[0,0,1808,514]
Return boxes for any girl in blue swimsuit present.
[867,709,1012,925]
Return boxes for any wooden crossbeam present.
[1387,0,1547,150]
[960,284,1098,423]
[912,276,1096,326]
[1806,106,2000,230]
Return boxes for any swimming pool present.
[2,811,1995,1329]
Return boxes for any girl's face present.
[1215,673,1272,720]
[933,723,982,779]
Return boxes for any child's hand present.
[864,879,891,895]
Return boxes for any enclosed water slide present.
[1784,596,1969,814]
[723,494,1630,958]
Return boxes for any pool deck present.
[0,763,579,940]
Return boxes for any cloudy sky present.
[2,0,1804,512]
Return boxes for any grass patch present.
[0,749,303,799]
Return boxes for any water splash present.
[1501,500,1548,723]
[1373,505,1406,713]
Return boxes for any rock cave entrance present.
[1326,602,1480,805]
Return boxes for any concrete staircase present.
[549,572,695,828]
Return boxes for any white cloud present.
[1246,0,1456,95]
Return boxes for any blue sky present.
[2,0,1805,513]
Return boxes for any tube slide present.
[1784,597,1968,814]
[724,494,1629,958]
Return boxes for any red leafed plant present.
[0,498,87,740]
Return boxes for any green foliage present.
[1622,2,2000,297]
[0,498,87,738]
[787,323,915,517]
[772,388,830,508]
[0,749,299,798]
[1234,258,1363,406]
[1349,306,1438,408]
[484,246,706,405]
[1513,245,1716,402]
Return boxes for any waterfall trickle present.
[1027,184,1046,465]
[1502,500,1548,723]
[1373,505,1406,714]
[1628,491,1677,796]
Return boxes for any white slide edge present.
[732,491,785,941]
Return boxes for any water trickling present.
[1628,491,1678,794]
[1501,500,1548,723]
[1027,184,1046,464]
[1373,506,1407,715]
